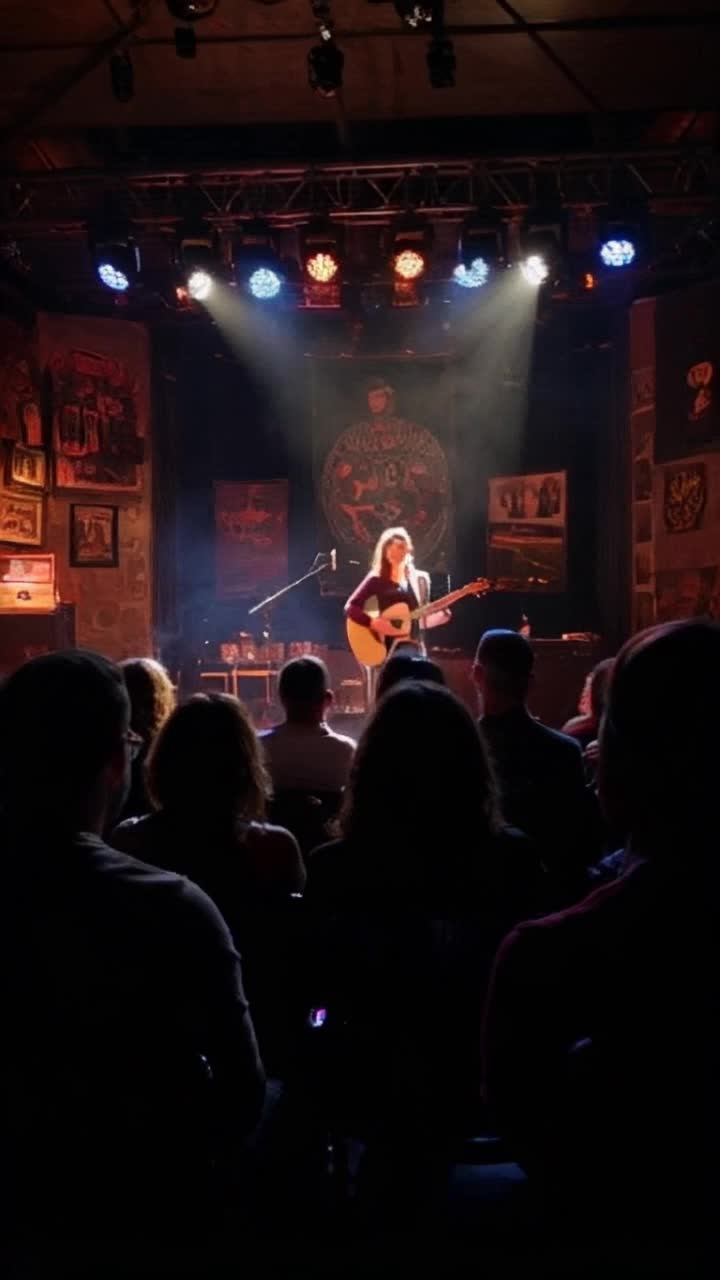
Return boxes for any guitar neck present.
[409,582,488,621]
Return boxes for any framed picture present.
[0,488,43,546]
[7,442,47,490]
[69,503,119,568]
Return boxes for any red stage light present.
[582,271,598,291]
[306,251,340,283]
[393,248,426,281]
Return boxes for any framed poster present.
[487,471,567,590]
[50,346,144,491]
[0,489,43,546]
[70,503,119,567]
[215,480,289,598]
[7,442,47,490]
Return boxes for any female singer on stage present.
[345,527,450,678]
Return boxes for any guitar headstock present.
[465,579,493,596]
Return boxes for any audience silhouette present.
[0,653,264,1249]
[1,625,714,1273]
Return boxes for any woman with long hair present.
[345,526,450,700]
[112,693,305,1068]
[302,682,545,1169]
[119,657,176,819]
[113,692,304,901]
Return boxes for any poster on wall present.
[486,471,567,590]
[215,480,289,599]
[49,346,145,491]
[0,489,43,546]
[655,281,720,461]
[312,359,453,594]
[662,462,707,534]
[0,319,43,445]
[655,566,720,622]
[70,503,119,568]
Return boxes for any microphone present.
[330,548,337,572]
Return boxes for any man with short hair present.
[473,629,594,898]
[0,650,265,1245]
[261,655,355,793]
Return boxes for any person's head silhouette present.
[0,649,134,835]
[599,619,720,854]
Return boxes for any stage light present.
[248,267,282,301]
[175,219,222,297]
[394,2,432,27]
[188,269,213,301]
[308,40,344,97]
[393,249,426,281]
[109,50,134,103]
[306,252,339,284]
[599,237,636,269]
[520,254,550,286]
[97,262,129,292]
[453,257,490,289]
[91,225,140,293]
[426,35,455,89]
[166,0,218,18]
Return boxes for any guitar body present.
[346,576,526,669]
[346,597,414,668]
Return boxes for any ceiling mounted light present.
[175,219,222,299]
[599,237,636,269]
[90,220,140,292]
[235,220,285,301]
[518,207,565,287]
[520,254,550,286]
[307,39,344,96]
[248,267,282,301]
[453,258,490,289]
[393,2,432,28]
[166,1,218,19]
[426,36,455,89]
[109,50,134,103]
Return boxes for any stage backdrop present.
[311,358,454,594]
[215,479,288,599]
[487,471,567,590]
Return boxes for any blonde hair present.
[121,658,176,745]
[370,526,413,579]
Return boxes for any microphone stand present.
[248,556,332,712]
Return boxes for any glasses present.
[123,730,144,761]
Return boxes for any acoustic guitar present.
[347,577,524,668]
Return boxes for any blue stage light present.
[97,262,130,292]
[599,238,636,268]
[248,267,282,300]
[453,257,490,289]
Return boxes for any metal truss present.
[1,150,717,237]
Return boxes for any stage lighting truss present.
[90,224,140,293]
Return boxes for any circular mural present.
[321,388,450,565]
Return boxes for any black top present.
[1,831,264,1239]
[482,855,719,1239]
[303,827,546,1136]
[479,707,599,898]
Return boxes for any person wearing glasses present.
[0,650,265,1251]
